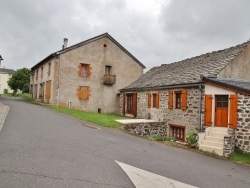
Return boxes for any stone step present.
[208,132,227,138]
[209,127,228,134]
[199,145,223,156]
[201,140,224,147]
[205,136,224,143]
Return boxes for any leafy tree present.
[8,68,30,94]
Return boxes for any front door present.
[45,81,51,103]
[215,95,228,127]
[127,94,133,114]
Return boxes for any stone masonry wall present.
[235,94,250,153]
[224,128,235,157]
[122,122,168,137]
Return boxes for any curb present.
[0,103,10,133]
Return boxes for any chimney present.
[63,38,68,49]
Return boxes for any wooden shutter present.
[122,93,125,115]
[132,93,137,117]
[87,65,92,78]
[181,90,187,110]
[148,93,151,108]
[77,64,82,75]
[76,87,81,100]
[168,91,173,109]
[204,95,213,126]
[229,94,238,129]
[155,93,159,109]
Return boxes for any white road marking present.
[115,161,198,188]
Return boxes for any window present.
[78,63,91,78]
[48,62,51,76]
[36,70,38,80]
[216,95,228,108]
[169,90,187,110]
[41,67,43,79]
[175,91,182,109]
[127,94,133,114]
[169,124,185,141]
[105,65,112,75]
[77,86,90,100]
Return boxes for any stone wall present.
[224,128,235,157]
[235,94,250,153]
[136,87,201,135]
[122,122,167,137]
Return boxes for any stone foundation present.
[224,128,235,157]
[122,122,167,137]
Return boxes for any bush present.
[3,89,8,94]
[151,135,167,141]
[186,130,198,147]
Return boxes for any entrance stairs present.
[199,127,228,156]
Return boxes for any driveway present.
[0,97,250,188]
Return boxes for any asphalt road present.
[0,97,250,188]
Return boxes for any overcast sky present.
[0,0,250,72]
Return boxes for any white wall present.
[205,84,235,127]
[0,73,14,94]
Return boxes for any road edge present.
[0,103,10,133]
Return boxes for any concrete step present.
[205,136,224,143]
[201,140,224,147]
[208,132,227,138]
[209,127,228,134]
[199,145,223,156]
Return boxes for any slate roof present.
[31,33,145,70]
[0,68,16,74]
[203,76,250,95]
[122,40,250,91]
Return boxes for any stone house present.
[120,40,250,156]
[0,68,16,94]
[30,33,145,113]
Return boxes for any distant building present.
[0,68,16,94]
[30,33,145,113]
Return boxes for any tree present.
[8,68,30,94]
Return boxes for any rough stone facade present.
[121,86,202,139]
[122,122,167,137]
[235,94,250,153]
[224,128,236,157]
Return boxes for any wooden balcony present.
[103,74,116,85]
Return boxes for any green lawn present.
[48,106,128,128]
[229,147,250,165]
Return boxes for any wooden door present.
[127,94,133,114]
[45,81,51,103]
[215,95,228,127]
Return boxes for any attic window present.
[103,44,107,47]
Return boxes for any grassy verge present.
[48,106,128,128]
[229,147,250,165]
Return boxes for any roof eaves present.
[202,77,250,95]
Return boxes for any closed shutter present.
[122,93,125,115]
[182,90,187,110]
[229,94,238,129]
[77,64,82,75]
[155,93,159,109]
[168,91,173,109]
[76,87,81,100]
[87,65,92,78]
[132,93,137,117]
[148,93,151,108]
[204,94,213,126]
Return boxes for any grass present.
[229,147,250,165]
[48,106,128,128]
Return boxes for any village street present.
[0,97,249,188]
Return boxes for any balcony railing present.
[103,74,116,85]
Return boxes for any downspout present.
[198,83,204,132]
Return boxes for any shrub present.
[3,89,8,94]
[186,130,198,147]
[151,135,167,141]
